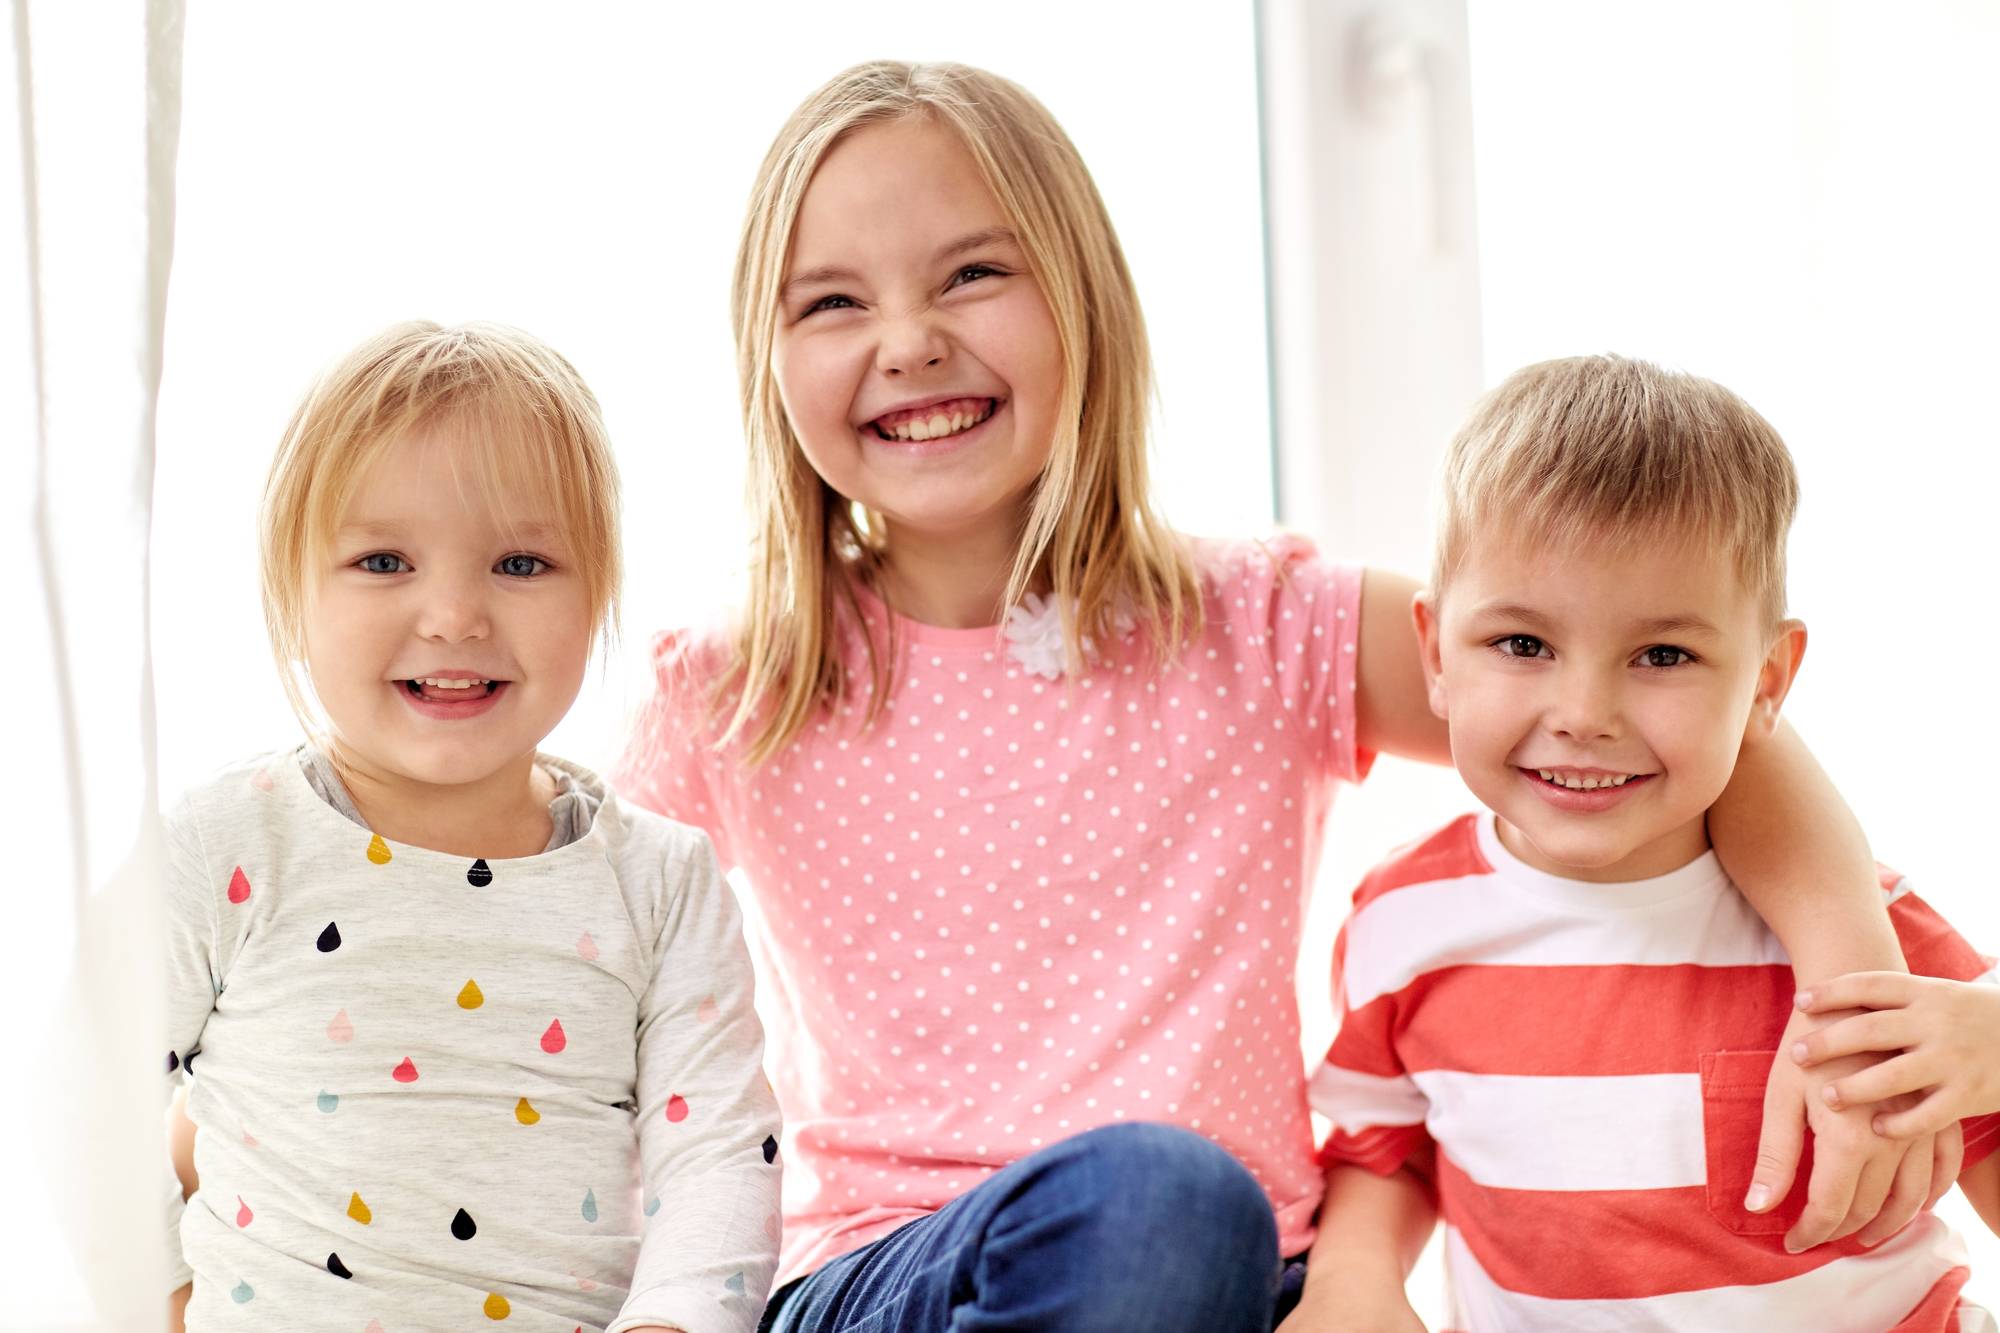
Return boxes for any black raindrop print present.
[316,922,342,953]
[451,1208,477,1241]
[166,1051,179,1074]
[467,858,492,887]
[762,1135,778,1165]
[326,1252,352,1279]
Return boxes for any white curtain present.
[2,1,182,1327]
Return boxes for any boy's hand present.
[1276,1280,1428,1333]
[1791,972,2000,1135]
[1749,1002,1955,1251]
[169,1282,190,1333]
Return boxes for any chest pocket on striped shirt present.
[1700,1049,1810,1236]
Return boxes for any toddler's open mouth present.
[402,677,504,701]
[868,396,999,443]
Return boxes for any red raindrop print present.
[541,1019,566,1054]
[236,1196,253,1227]
[392,1058,419,1083]
[227,867,251,904]
[665,1094,689,1123]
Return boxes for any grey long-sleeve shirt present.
[163,748,780,1332]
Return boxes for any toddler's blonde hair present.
[726,60,1201,764]
[260,320,621,729]
[1433,355,1798,626]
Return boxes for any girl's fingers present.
[1871,1092,1955,1141]
[1793,1010,1919,1067]
[1822,1053,1935,1111]
[1796,971,1917,1014]
[1924,1122,1966,1211]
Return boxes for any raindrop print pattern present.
[613,538,1367,1272]
[664,1095,689,1123]
[163,748,783,1325]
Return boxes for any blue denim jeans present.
[762,1122,1304,1333]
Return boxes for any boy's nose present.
[1546,670,1620,741]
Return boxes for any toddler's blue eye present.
[358,553,406,574]
[497,554,547,578]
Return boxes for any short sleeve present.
[611,629,737,871]
[1881,873,2000,1172]
[1310,918,1433,1177]
[1224,534,1375,786]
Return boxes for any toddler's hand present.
[1792,971,2000,1135]
[1750,1003,1957,1251]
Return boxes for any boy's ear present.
[1746,620,1807,741]
[1411,591,1450,721]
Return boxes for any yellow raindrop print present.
[457,980,484,1010]
[483,1292,511,1320]
[346,1192,372,1225]
[514,1097,540,1125]
[366,834,392,865]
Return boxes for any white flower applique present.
[1002,593,1136,680]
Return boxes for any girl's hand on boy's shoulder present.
[1751,1003,1958,1252]
[1793,971,2000,1133]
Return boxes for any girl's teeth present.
[877,400,993,442]
[417,678,487,689]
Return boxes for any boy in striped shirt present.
[1306,356,2000,1331]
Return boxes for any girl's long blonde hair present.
[727,60,1200,764]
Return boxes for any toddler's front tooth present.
[908,420,931,441]
[928,413,952,437]
[1538,769,1554,782]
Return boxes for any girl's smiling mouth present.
[866,396,1000,443]
[398,675,508,719]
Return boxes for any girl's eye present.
[496,554,549,578]
[1639,645,1695,669]
[802,294,856,316]
[948,264,999,288]
[1494,634,1550,659]
[357,553,407,574]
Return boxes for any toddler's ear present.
[1411,592,1449,721]
[1747,620,1808,740]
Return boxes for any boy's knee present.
[1066,1122,1269,1226]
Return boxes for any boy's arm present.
[1962,1151,2000,1238]
[1282,1157,1435,1332]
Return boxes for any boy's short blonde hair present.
[1433,355,1799,626]
[260,321,621,727]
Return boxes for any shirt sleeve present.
[1881,872,2000,1173]
[1310,919,1433,1177]
[612,630,736,872]
[609,829,780,1333]
[161,797,220,1293]
[1237,534,1376,787]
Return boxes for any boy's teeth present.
[1536,769,1635,790]
[417,678,488,689]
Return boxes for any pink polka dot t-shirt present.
[614,537,1372,1283]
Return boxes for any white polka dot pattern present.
[613,536,1371,1283]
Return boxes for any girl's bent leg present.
[769,1122,1280,1333]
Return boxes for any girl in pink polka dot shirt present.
[614,61,1933,1333]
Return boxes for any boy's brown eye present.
[1642,646,1692,668]
[1500,635,1546,658]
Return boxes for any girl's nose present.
[875,312,949,377]
[415,578,491,644]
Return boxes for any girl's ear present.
[1411,591,1449,721]
[1746,620,1808,741]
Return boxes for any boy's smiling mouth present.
[1528,767,1650,791]
[866,396,1000,443]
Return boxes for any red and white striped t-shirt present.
[1314,812,2000,1332]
